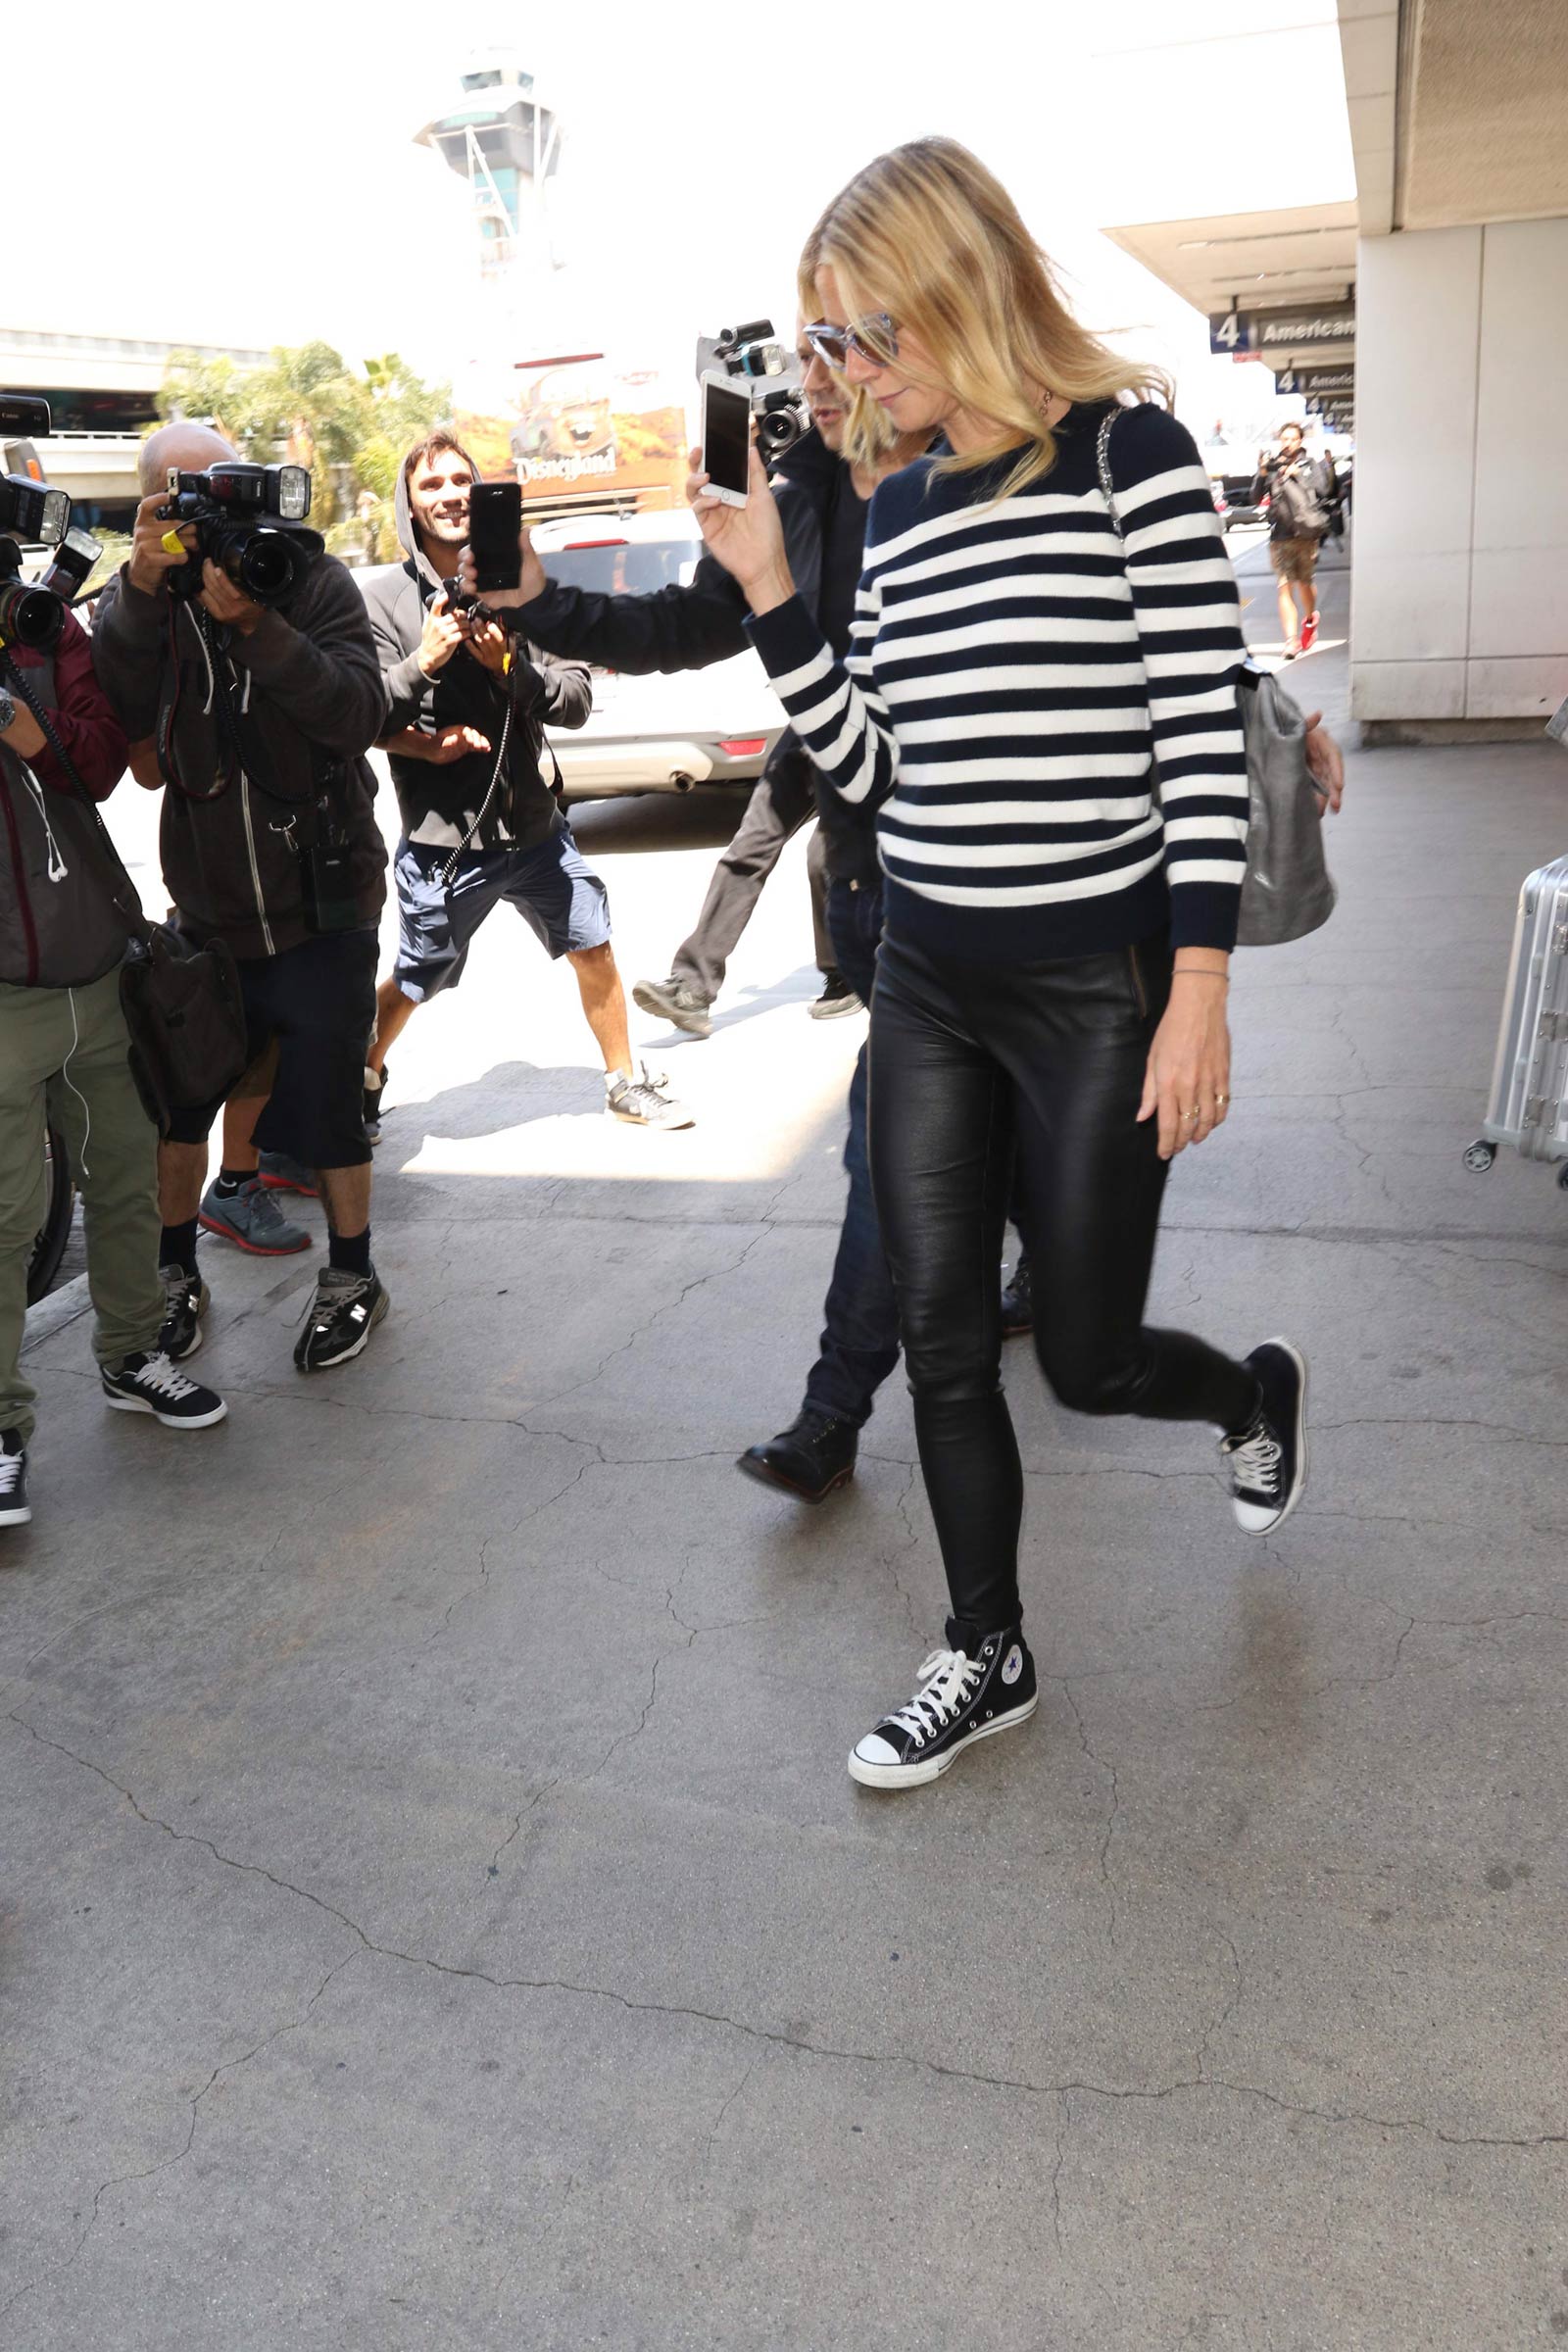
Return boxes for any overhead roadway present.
[1102,1,1568,383]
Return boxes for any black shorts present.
[166,926,378,1170]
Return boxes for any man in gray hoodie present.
[356,430,691,1135]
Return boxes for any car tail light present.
[718,737,767,758]
[563,537,628,550]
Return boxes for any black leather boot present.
[1001,1251,1034,1339]
[738,1408,858,1504]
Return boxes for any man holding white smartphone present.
[359,430,694,1136]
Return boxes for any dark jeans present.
[671,760,831,1004]
[869,926,1258,1639]
[802,878,902,1429]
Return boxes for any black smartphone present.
[468,478,524,593]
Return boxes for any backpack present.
[1096,408,1337,948]
[1269,454,1332,540]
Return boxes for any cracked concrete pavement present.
[3,551,1568,2347]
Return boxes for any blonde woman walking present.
[693,140,1310,1790]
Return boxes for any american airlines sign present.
[1209,303,1356,356]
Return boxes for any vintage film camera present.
[159,461,324,608]
[696,320,808,461]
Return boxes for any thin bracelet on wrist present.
[1171,967,1230,983]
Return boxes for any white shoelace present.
[0,1450,23,1494]
[131,1351,201,1401]
[883,1649,984,1749]
[1223,1421,1282,1494]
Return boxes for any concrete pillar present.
[1350,217,1568,740]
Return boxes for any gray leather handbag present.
[1097,407,1337,948]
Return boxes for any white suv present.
[528,510,783,801]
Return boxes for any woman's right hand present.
[687,444,795,612]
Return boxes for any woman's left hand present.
[1139,972,1232,1158]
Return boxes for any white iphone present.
[700,371,753,508]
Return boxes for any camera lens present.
[0,579,64,651]
[225,528,310,607]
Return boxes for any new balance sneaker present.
[363,1063,388,1147]
[631,975,713,1040]
[1299,612,1320,653]
[606,1063,695,1130]
[199,1176,312,1256]
[738,1408,858,1504]
[848,1625,1038,1790]
[257,1152,318,1198]
[102,1351,227,1429]
[1220,1337,1309,1535]
[157,1265,209,1362]
[1001,1251,1034,1339]
[808,970,864,1020]
[294,1266,389,1372]
[0,1430,30,1527]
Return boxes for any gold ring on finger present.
[1183,1106,1200,1122]
[1216,1092,1231,1105]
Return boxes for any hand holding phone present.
[467,478,525,593]
[700,372,753,509]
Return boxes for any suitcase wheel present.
[1557,1164,1568,1195]
[1462,1140,1496,1173]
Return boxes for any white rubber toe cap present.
[852,1733,902,1769]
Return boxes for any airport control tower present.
[415,51,565,287]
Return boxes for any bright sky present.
[27,0,1353,423]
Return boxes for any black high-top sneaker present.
[848,1623,1038,1790]
[1221,1338,1308,1535]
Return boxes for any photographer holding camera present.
[358,430,691,1135]
[2,447,227,1528]
[91,425,392,1374]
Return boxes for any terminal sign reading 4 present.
[1209,303,1355,356]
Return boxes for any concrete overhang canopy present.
[1102,204,1359,368]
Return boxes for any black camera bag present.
[2,651,250,1132]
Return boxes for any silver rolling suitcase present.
[1465,852,1568,1194]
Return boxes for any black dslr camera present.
[697,320,808,460]
[0,394,97,652]
[160,461,324,609]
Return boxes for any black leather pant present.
[869,928,1258,1641]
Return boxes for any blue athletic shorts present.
[393,824,612,1001]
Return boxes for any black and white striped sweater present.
[746,400,1250,958]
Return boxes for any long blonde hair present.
[802,139,1170,500]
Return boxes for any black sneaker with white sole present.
[848,1624,1038,1790]
[0,1429,30,1526]
[294,1266,389,1372]
[1221,1337,1309,1535]
[157,1265,209,1361]
[808,970,864,1020]
[102,1351,227,1428]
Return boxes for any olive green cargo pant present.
[0,968,164,1445]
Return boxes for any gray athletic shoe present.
[631,974,713,1039]
[606,1063,695,1130]
[199,1176,312,1256]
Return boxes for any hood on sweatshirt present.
[393,430,484,599]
